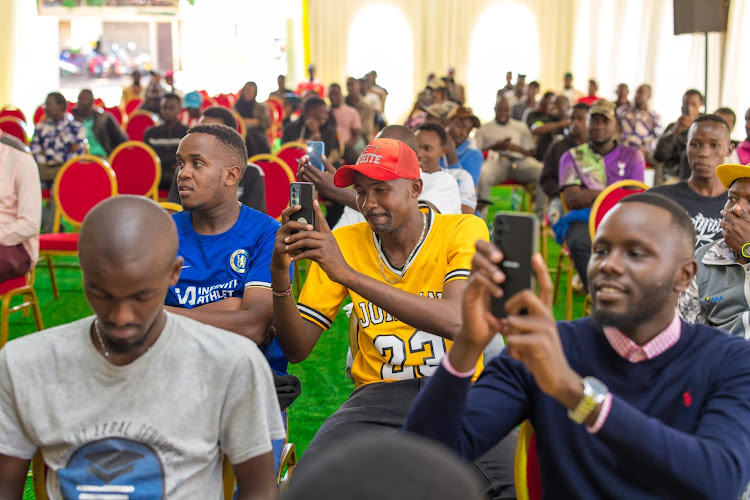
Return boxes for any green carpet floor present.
[7,186,587,498]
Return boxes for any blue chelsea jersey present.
[166,205,291,375]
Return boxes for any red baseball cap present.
[333,138,420,188]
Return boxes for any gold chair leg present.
[45,256,59,299]
[565,262,573,321]
[553,252,563,306]
[29,287,44,331]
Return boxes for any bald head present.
[79,196,179,271]
[376,125,418,153]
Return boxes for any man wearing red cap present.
[270,138,516,496]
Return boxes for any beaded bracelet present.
[272,283,293,297]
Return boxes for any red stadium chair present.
[124,98,143,117]
[588,180,649,240]
[66,101,76,114]
[0,273,43,348]
[125,110,158,141]
[514,420,542,500]
[103,105,124,126]
[275,141,307,176]
[0,105,27,123]
[93,97,105,108]
[0,116,28,145]
[33,105,46,125]
[213,93,235,108]
[248,154,295,219]
[38,155,117,298]
[108,141,162,200]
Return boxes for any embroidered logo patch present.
[230,249,249,273]
[701,295,723,304]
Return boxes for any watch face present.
[743,243,750,259]
[584,377,608,397]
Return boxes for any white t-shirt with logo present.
[0,313,285,499]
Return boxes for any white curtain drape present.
[308,0,747,127]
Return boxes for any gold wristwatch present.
[568,377,608,424]
[741,242,750,259]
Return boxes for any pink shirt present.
[587,312,682,433]
[0,139,42,266]
[737,139,750,165]
[331,104,362,145]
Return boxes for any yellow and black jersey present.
[298,206,489,387]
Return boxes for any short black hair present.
[186,123,248,168]
[684,88,704,103]
[329,83,341,91]
[619,192,696,250]
[47,92,66,107]
[163,93,181,105]
[202,106,237,129]
[572,102,590,113]
[302,97,326,116]
[714,107,736,126]
[692,114,730,133]
[541,91,555,100]
[417,122,447,145]
[528,81,540,88]
[78,89,93,98]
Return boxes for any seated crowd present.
[2,62,750,500]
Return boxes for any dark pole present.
[704,32,709,110]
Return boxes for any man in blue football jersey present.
[165,123,291,374]
[164,123,291,472]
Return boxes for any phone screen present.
[307,141,325,171]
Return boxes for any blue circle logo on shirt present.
[58,438,165,499]
[230,249,249,273]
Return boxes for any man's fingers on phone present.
[469,272,503,298]
[504,289,547,318]
[472,251,505,284]
[475,240,503,263]
[313,200,331,233]
[531,254,553,307]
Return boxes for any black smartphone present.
[681,103,690,116]
[491,212,539,317]
[307,141,325,171]
[289,182,316,233]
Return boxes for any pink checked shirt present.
[588,312,682,433]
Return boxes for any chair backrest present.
[514,420,542,500]
[275,141,307,176]
[232,110,247,140]
[33,105,46,125]
[124,98,143,117]
[52,155,118,232]
[0,116,28,145]
[158,201,183,214]
[103,105,124,126]
[588,180,649,240]
[0,105,27,123]
[213,93,235,109]
[108,141,162,200]
[248,154,295,219]
[125,110,158,141]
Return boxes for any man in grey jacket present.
[679,162,750,337]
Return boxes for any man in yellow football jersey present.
[270,138,516,498]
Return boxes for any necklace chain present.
[94,320,110,359]
[378,212,427,285]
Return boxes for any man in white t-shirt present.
[417,122,476,214]
[0,196,284,499]
[474,96,543,217]
[414,123,462,215]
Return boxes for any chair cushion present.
[39,233,79,252]
[0,276,27,295]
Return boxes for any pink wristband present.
[586,393,613,434]
[441,355,476,378]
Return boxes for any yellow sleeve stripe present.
[444,269,471,284]
[298,303,333,330]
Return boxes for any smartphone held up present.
[289,182,317,233]
[490,212,539,317]
[307,141,326,171]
